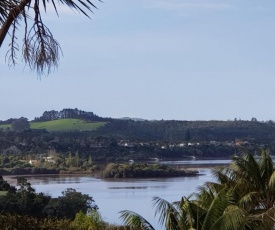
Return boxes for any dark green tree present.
[75,150,80,167]
[11,118,30,131]
[184,129,191,142]
[43,188,97,219]
[0,177,50,217]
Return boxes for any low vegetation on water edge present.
[102,163,199,178]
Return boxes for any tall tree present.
[0,0,100,76]
[11,117,30,131]
[43,188,97,219]
[75,150,79,167]
[184,129,191,142]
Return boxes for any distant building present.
[43,156,56,164]
[29,160,39,165]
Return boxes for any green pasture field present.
[0,124,10,130]
[0,119,106,132]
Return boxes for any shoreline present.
[1,161,229,185]
[3,170,204,186]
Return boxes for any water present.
[5,160,230,228]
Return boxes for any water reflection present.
[17,175,88,185]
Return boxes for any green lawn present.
[0,119,106,132]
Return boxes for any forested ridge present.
[0,109,274,167]
[97,119,275,142]
[1,108,275,143]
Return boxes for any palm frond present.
[211,167,232,185]
[200,187,229,230]
[238,192,259,210]
[268,171,275,191]
[231,150,263,190]
[180,197,207,230]
[258,149,274,181]
[210,205,247,230]
[57,0,100,17]
[152,196,181,230]
[119,210,155,230]
[196,182,225,209]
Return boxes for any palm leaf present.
[238,191,259,210]
[210,205,247,230]
[58,0,100,17]
[152,196,181,230]
[258,149,274,181]
[200,187,229,230]
[180,197,207,230]
[119,210,155,230]
[231,151,263,190]
[268,171,275,191]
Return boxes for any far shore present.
[1,159,231,186]
[3,172,96,186]
[3,169,204,186]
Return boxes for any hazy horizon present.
[0,108,271,122]
[1,0,275,121]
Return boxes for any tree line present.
[34,108,108,122]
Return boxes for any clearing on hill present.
[30,119,106,132]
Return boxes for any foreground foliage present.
[0,176,130,229]
[0,176,97,219]
[120,149,275,229]
[0,212,131,230]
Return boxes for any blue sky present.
[1,0,275,121]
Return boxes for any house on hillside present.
[29,160,39,165]
[43,156,56,164]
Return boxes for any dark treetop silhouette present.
[0,0,100,76]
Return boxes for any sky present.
[1,0,275,121]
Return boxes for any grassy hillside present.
[0,119,106,132]
[31,119,106,131]
[0,124,10,130]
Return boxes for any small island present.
[102,163,199,178]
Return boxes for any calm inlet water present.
[10,160,230,228]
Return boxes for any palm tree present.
[194,148,275,229]
[211,148,275,229]
[0,0,100,75]
[119,149,275,230]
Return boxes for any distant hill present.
[95,119,275,143]
[1,108,275,144]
